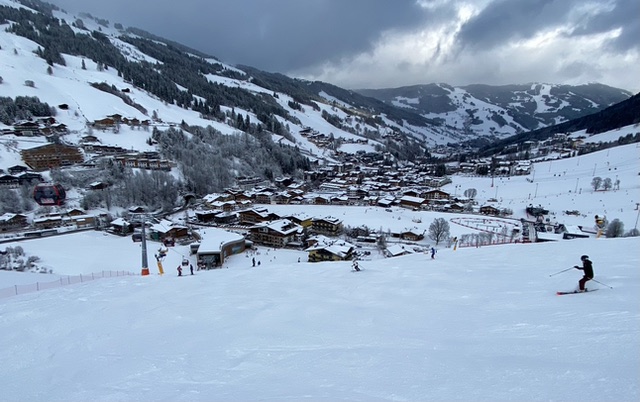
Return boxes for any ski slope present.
[0,232,638,401]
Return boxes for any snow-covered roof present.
[386,244,413,257]
[197,228,244,254]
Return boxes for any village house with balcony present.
[0,213,28,232]
[248,219,303,248]
[399,195,427,210]
[238,207,280,225]
[306,239,355,262]
[311,217,343,236]
[21,144,84,171]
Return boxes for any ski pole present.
[590,278,613,289]
[549,267,574,277]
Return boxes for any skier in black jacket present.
[574,255,594,291]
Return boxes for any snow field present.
[0,234,637,401]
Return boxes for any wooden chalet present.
[149,220,189,241]
[15,171,41,185]
[385,244,413,258]
[311,217,343,236]
[67,213,97,228]
[0,213,28,232]
[92,117,117,129]
[479,205,501,216]
[422,189,450,202]
[88,181,110,190]
[248,219,302,248]
[195,210,218,223]
[280,213,313,228]
[306,241,354,262]
[32,215,62,229]
[399,195,427,210]
[445,203,465,212]
[254,191,274,204]
[399,230,424,241]
[238,207,279,225]
[128,206,146,214]
[8,165,29,175]
[313,195,331,205]
[62,208,83,217]
[13,121,40,136]
[273,192,293,204]
[0,175,19,188]
[109,218,133,235]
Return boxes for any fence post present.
[80,274,83,283]
[92,273,95,280]
[36,282,39,291]
[14,285,17,295]
[67,276,70,285]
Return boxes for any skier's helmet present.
[581,255,589,261]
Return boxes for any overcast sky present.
[48,0,639,92]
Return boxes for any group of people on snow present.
[177,263,194,276]
[173,245,595,293]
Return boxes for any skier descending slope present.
[574,255,594,292]
[556,255,596,295]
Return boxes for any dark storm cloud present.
[46,0,639,90]
[50,0,427,73]
[457,0,639,53]
[456,0,575,49]
[566,0,640,52]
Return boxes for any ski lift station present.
[192,228,247,269]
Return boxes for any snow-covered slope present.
[0,2,390,162]
[0,229,638,401]
[358,83,633,139]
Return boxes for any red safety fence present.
[0,271,138,299]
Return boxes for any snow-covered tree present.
[606,219,624,238]
[591,177,602,191]
[464,188,477,199]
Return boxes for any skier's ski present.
[556,289,598,295]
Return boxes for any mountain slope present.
[0,0,444,162]
[480,92,640,155]
[357,83,633,139]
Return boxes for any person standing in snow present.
[574,255,594,291]
[352,260,360,271]
[430,247,436,259]
[190,264,194,275]
[177,266,183,276]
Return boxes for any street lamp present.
[534,183,539,198]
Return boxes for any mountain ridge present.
[356,82,632,139]
[0,0,637,176]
